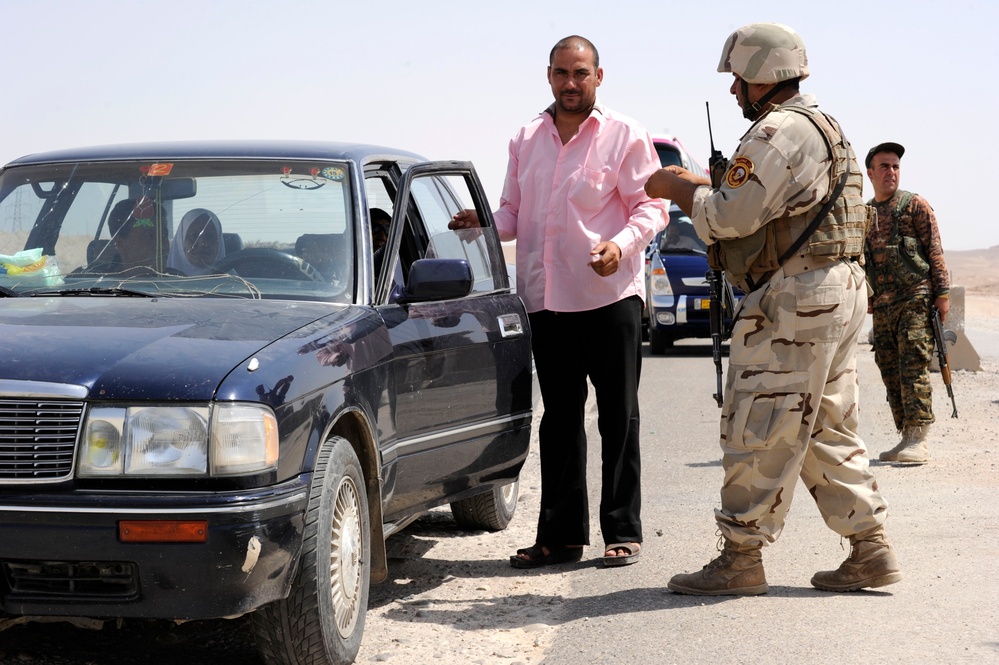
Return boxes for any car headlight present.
[79,403,278,477]
[211,403,279,476]
[651,267,673,296]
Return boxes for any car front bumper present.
[650,294,710,335]
[0,477,310,620]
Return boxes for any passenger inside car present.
[369,208,408,302]
[168,208,226,275]
[106,197,170,275]
[370,207,390,253]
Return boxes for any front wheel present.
[450,478,519,531]
[252,436,370,665]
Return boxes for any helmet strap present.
[742,78,797,120]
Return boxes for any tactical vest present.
[708,105,871,291]
[864,190,930,297]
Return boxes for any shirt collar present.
[542,101,606,122]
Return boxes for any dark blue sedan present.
[646,204,740,354]
[0,141,533,664]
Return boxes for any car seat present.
[295,233,342,282]
[86,238,120,271]
[222,233,243,255]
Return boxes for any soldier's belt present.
[775,253,845,278]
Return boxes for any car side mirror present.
[397,258,473,303]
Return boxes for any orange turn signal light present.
[118,520,208,543]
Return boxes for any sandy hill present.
[946,245,999,295]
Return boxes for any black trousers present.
[528,295,643,548]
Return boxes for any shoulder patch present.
[725,157,754,188]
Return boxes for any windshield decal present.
[321,166,345,182]
[280,166,326,191]
[140,163,174,177]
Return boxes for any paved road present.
[2,339,996,665]
[541,339,999,665]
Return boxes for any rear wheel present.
[450,478,519,531]
[252,436,370,665]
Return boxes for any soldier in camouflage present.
[865,142,950,465]
[645,22,901,595]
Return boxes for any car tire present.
[450,478,519,531]
[252,435,370,665]
[648,327,673,355]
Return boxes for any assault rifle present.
[706,270,726,407]
[931,307,958,418]
[706,102,730,408]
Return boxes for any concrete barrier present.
[864,285,981,372]
[932,285,981,372]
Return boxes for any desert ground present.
[0,246,995,664]
[350,245,999,664]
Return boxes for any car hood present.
[0,297,360,400]
[658,252,710,286]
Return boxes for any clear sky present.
[2,0,994,250]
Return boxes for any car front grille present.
[0,399,83,481]
[2,560,138,602]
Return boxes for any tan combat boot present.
[668,539,768,596]
[811,527,902,592]
[895,424,930,464]
[879,424,931,464]
[878,428,911,462]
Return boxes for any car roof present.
[4,140,428,168]
[650,134,708,176]
[650,134,689,149]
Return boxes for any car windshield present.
[656,144,683,169]
[660,207,706,254]
[0,159,355,301]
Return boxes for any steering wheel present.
[212,248,324,282]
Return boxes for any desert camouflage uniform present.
[866,193,949,431]
[689,94,888,548]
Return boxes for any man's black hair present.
[550,35,599,68]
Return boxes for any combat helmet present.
[718,23,808,119]
[718,22,809,84]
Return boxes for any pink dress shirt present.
[493,103,667,313]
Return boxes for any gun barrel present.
[707,269,725,407]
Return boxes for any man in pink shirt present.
[451,35,666,568]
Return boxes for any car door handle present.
[497,314,524,338]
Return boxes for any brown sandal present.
[510,544,584,569]
[602,542,641,567]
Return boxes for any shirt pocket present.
[723,369,810,451]
[570,167,613,211]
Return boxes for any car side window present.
[409,174,498,293]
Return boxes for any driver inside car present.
[108,197,171,275]
[168,208,226,275]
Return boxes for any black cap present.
[865,142,905,169]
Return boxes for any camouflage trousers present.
[716,261,888,548]
[871,293,935,431]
